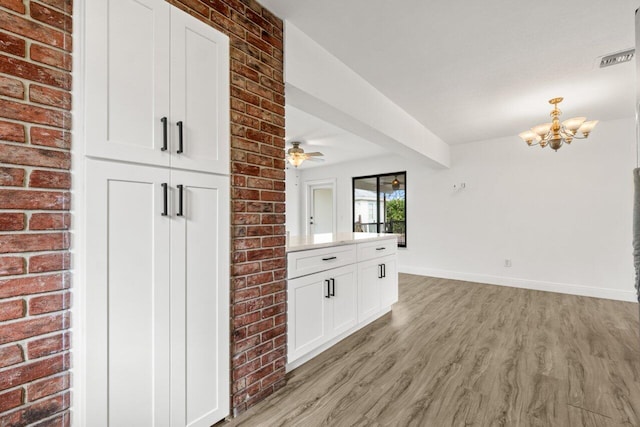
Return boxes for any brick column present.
[0,0,73,425]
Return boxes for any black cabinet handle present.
[330,278,335,297]
[177,184,184,217]
[376,247,386,251]
[382,263,386,278]
[161,117,168,151]
[325,280,331,298]
[177,121,183,154]
[378,264,383,279]
[161,183,168,216]
[322,256,337,261]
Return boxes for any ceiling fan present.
[286,141,324,167]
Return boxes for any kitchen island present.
[286,232,399,370]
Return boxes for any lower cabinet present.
[287,237,399,366]
[357,254,398,322]
[288,264,357,362]
[379,255,398,308]
[85,159,229,426]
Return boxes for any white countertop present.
[287,232,398,252]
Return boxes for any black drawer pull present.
[322,256,337,261]
[176,121,184,154]
[161,183,168,216]
[177,184,184,217]
[376,247,386,251]
[325,280,331,298]
[161,117,168,151]
[330,278,335,297]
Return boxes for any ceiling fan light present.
[287,154,304,167]
[562,116,586,133]
[532,123,552,138]
[577,120,599,137]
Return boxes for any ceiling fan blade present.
[307,157,325,162]
[304,152,324,157]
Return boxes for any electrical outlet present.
[504,259,512,268]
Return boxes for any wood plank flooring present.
[222,274,640,427]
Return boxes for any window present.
[353,172,406,247]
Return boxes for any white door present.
[380,255,398,307]
[85,159,171,427]
[170,7,230,175]
[357,258,382,322]
[311,188,333,234]
[170,170,230,426]
[306,180,336,235]
[328,265,358,337]
[85,0,171,167]
[288,272,329,361]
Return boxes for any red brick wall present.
[0,0,73,425]
[167,0,286,417]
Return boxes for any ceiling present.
[262,0,638,145]
[285,105,387,169]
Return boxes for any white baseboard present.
[398,265,638,303]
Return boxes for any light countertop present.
[287,232,398,252]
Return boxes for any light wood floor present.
[223,274,640,426]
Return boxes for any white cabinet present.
[85,160,172,427]
[85,160,230,427]
[169,170,230,427]
[288,272,328,360]
[287,236,398,367]
[86,0,229,175]
[358,254,398,321]
[357,258,382,322]
[287,244,357,282]
[83,1,230,425]
[379,255,398,307]
[288,264,357,362]
[328,266,358,337]
[169,10,229,174]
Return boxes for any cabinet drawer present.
[357,238,397,262]
[288,244,357,279]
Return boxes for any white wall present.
[294,117,637,301]
[285,167,301,236]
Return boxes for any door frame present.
[304,178,337,235]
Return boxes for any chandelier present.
[518,97,598,151]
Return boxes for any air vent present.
[599,49,635,68]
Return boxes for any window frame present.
[352,171,406,248]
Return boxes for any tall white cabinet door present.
[85,159,171,427]
[357,259,382,322]
[380,256,398,307]
[170,7,230,175]
[328,265,358,337]
[85,0,171,167]
[170,170,230,427]
[288,272,330,361]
